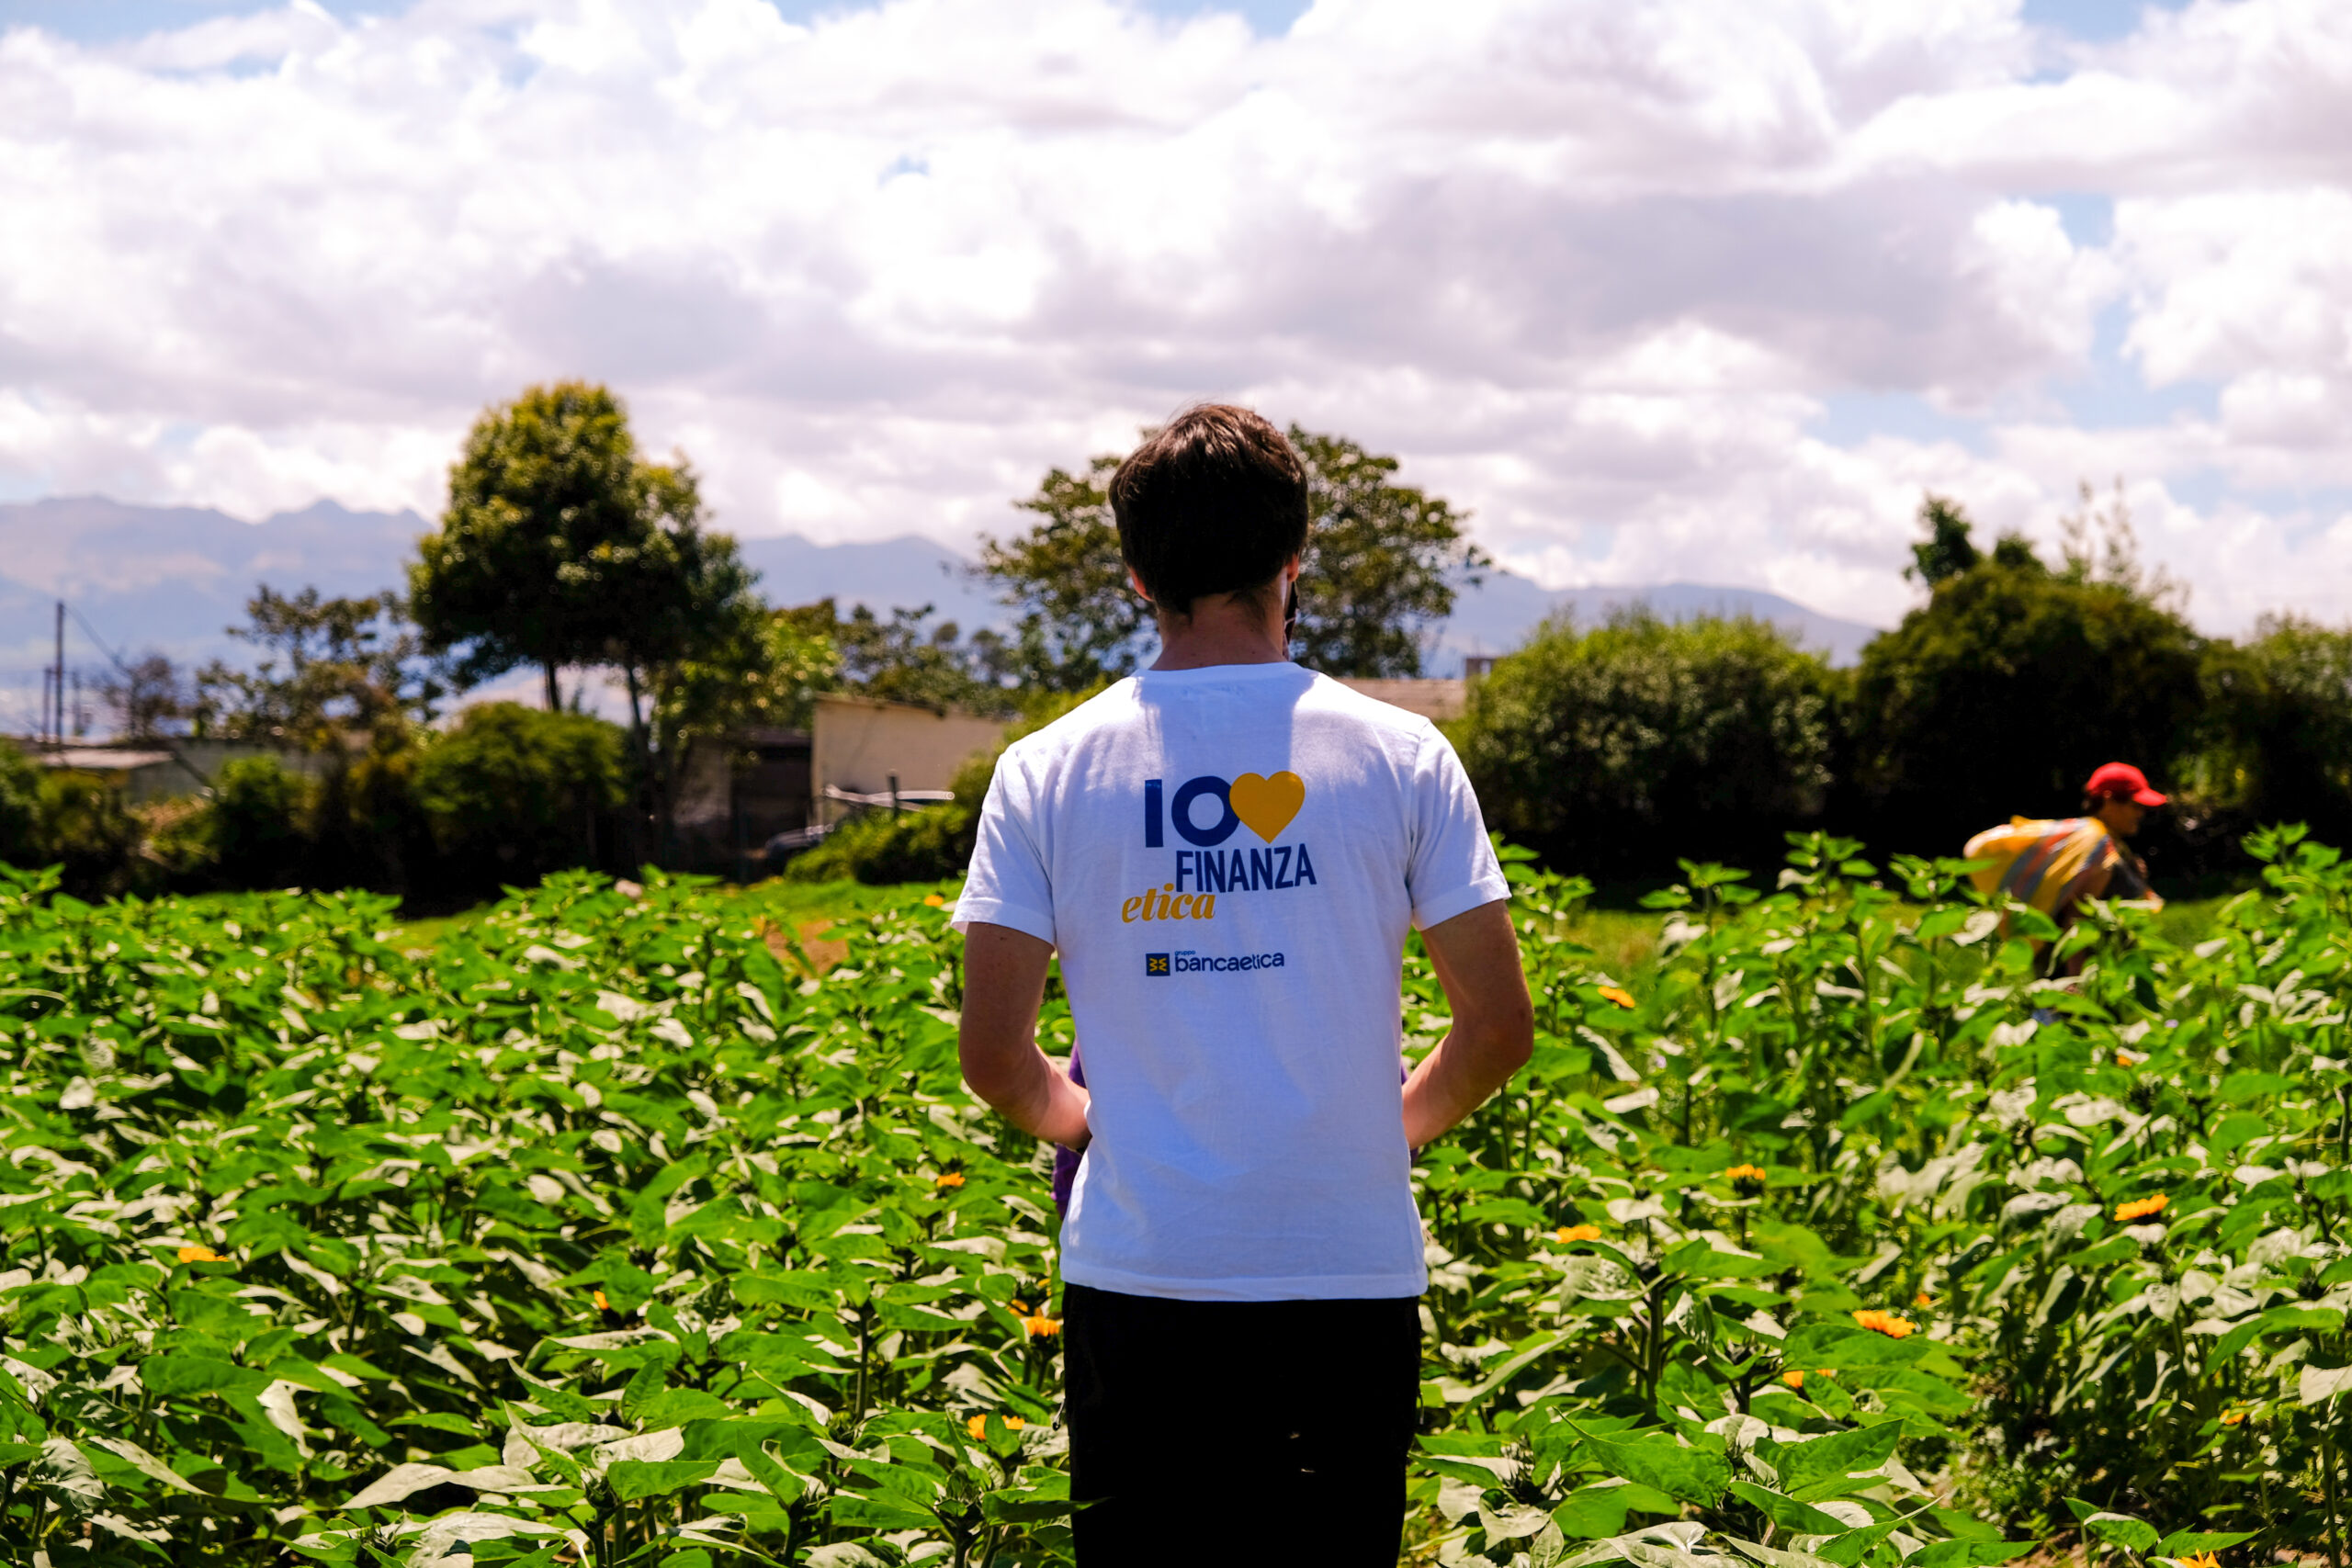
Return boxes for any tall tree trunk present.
[543,661,561,711]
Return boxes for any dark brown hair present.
[1109,404,1309,617]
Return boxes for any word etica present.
[1122,884,1216,923]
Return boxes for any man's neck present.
[1148,592,1292,671]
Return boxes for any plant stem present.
[2325,1427,2348,1568]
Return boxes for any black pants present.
[1062,1282,1422,1564]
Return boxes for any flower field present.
[0,829,2348,1565]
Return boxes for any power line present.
[49,600,214,787]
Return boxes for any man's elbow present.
[1476,999,1535,1075]
[958,1035,1029,1111]
[1498,1009,1535,1071]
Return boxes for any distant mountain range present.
[0,496,1883,727]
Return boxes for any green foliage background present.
[3,832,2350,1562]
[1452,613,1840,876]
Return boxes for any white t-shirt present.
[954,661,1509,1302]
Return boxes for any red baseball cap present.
[2086,761,2166,807]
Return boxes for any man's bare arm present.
[1403,900,1534,1149]
[958,921,1092,1148]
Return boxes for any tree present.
[977,426,1486,687]
[95,654,187,741]
[1905,494,1980,587]
[1287,430,1486,675]
[652,599,842,757]
[2196,615,2352,843]
[974,457,1149,692]
[1450,612,1841,874]
[191,588,439,749]
[831,603,1016,713]
[1848,531,2207,853]
[411,382,756,716]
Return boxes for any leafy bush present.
[783,797,977,885]
[209,753,315,888]
[1849,547,2206,853]
[32,769,144,897]
[0,742,38,863]
[308,730,439,895]
[2198,615,2352,843]
[1449,611,1841,874]
[412,701,626,891]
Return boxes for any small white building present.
[812,695,1013,825]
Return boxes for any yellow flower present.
[935,1172,966,1189]
[1725,1163,1768,1197]
[2177,1553,2222,1568]
[2116,1049,2144,1067]
[924,894,945,908]
[176,1246,223,1264]
[966,1413,1026,1439]
[1555,1224,1602,1244]
[1022,1313,1062,1338]
[2220,1408,2248,1427]
[1853,1310,1915,1339]
[1781,1370,1804,1389]
[594,1290,611,1311]
[2115,1194,2170,1223]
[1597,986,1636,1010]
[1009,1299,1028,1314]
[1916,1292,1934,1309]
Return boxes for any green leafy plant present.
[3,826,2349,1565]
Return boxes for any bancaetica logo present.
[1170,950,1285,975]
[1124,770,1317,924]
[1145,953,1170,976]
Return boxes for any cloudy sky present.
[2,0,2347,632]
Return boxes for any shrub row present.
[0,704,628,907]
[1451,563,2352,884]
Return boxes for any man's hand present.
[1404,900,1534,1149]
[958,921,1092,1149]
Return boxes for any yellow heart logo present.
[1228,772,1305,844]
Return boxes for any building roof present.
[1337,677,1469,723]
[813,692,1014,721]
[39,748,178,772]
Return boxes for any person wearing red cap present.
[1964,762,2165,951]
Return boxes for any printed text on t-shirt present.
[1123,771,1319,924]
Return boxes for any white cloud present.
[0,0,2350,636]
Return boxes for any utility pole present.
[52,600,64,753]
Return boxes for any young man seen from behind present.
[955,404,1535,1564]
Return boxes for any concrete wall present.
[811,697,1009,825]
